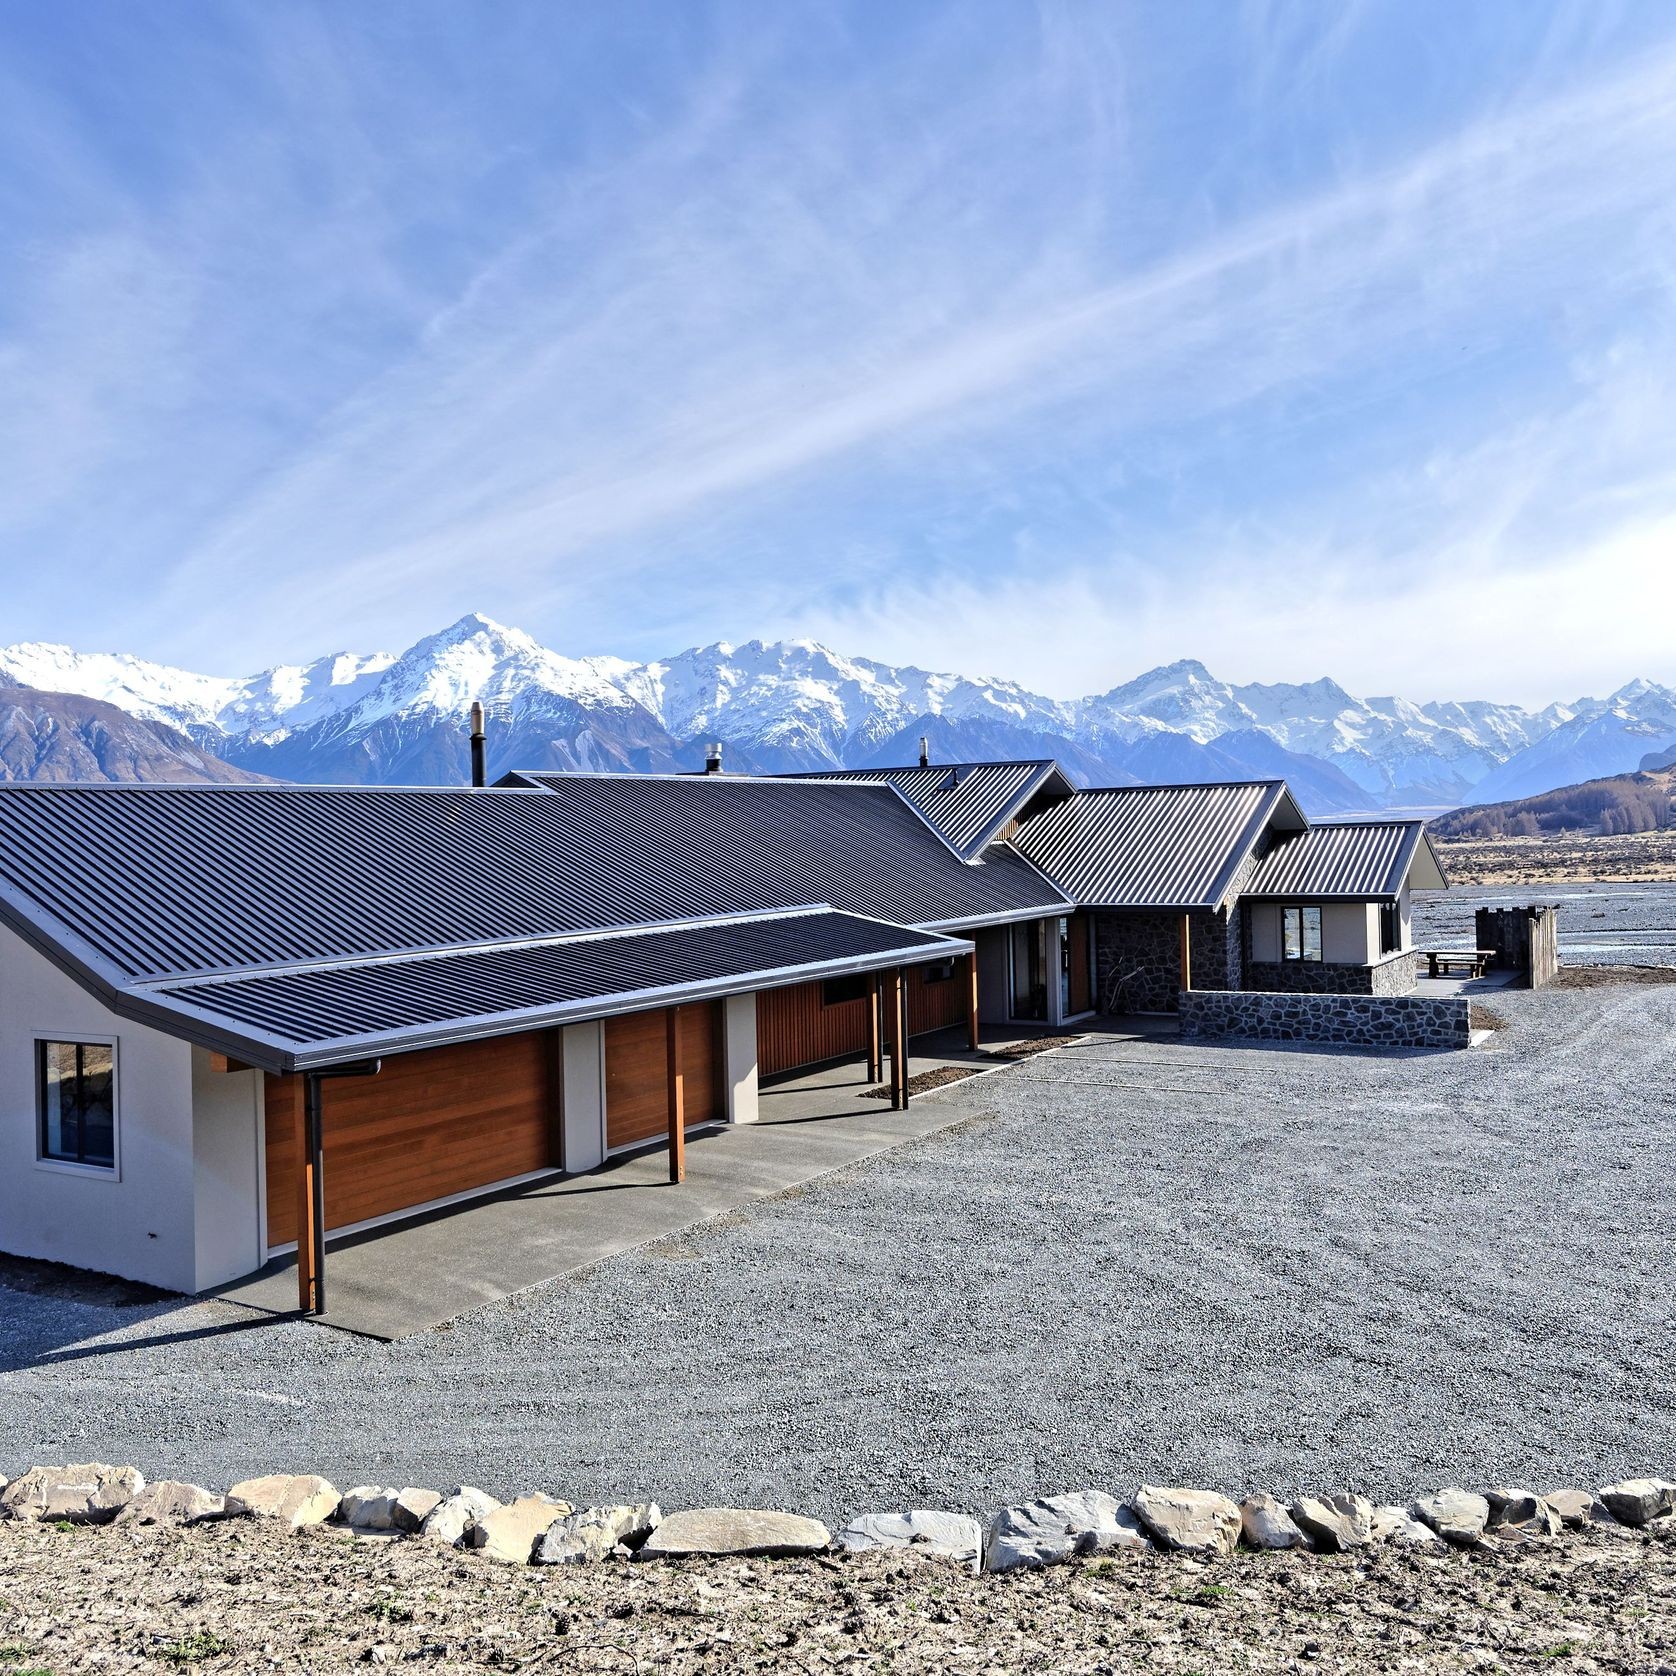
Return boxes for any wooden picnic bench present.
[1425,949,1494,980]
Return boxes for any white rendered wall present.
[189,1048,265,1290]
[561,1020,605,1173]
[723,993,759,1124]
[1248,902,1374,965]
[1322,903,1374,964]
[0,928,198,1293]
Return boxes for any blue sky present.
[3,1,1675,704]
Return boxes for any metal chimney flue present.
[918,735,930,769]
[469,701,487,788]
[704,741,724,774]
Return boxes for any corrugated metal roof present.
[1243,821,1428,899]
[496,773,1069,929]
[784,761,1071,860]
[1012,782,1289,909]
[150,909,964,1071]
[0,779,1065,986]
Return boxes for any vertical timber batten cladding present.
[757,955,975,1077]
[1066,912,1092,1014]
[265,1031,560,1248]
[604,1001,722,1152]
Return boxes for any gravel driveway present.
[1,983,1672,1526]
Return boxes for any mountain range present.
[1,613,1673,815]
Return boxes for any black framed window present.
[1379,901,1401,955]
[821,974,869,1007]
[38,1040,117,1169]
[1281,906,1323,962]
[922,958,956,984]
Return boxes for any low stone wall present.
[1243,950,1418,997]
[1180,988,1469,1050]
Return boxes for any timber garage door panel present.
[604,1002,721,1153]
[265,1033,556,1248]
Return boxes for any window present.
[1281,906,1323,962]
[922,958,956,984]
[1379,901,1401,955]
[38,1040,117,1170]
[821,974,869,1007]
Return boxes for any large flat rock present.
[0,1464,143,1525]
[985,1490,1150,1572]
[226,1474,340,1529]
[838,1510,984,1569]
[1132,1486,1241,1557]
[639,1508,829,1559]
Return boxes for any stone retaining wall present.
[1244,950,1419,997]
[1180,987,1469,1050]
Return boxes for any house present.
[0,762,1445,1304]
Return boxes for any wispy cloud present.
[2,2,1675,704]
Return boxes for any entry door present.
[1009,920,1048,1021]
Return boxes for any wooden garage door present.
[604,1002,722,1153]
[264,1031,560,1249]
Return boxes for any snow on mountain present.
[1467,678,1676,804]
[1,612,1671,811]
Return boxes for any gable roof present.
[0,783,977,1073]
[782,761,1075,860]
[496,771,1070,927]
[1011,781,1305,910]
[1243,820,1448,899]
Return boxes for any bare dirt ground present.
[1553,966,1676,989]
[1433,831,1676,886]
[3,1516,1674,1674]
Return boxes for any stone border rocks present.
[3,1460,1671,1578]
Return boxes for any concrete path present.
[215,1032,1047,1340]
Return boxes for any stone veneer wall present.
[1093,906,1242,1013]
[1180,988,1470,1050]
[1244,950,1418,997]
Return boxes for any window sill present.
[34,1156,121,1184]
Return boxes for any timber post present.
[666,1007,686,1184]
[967,953,980,1051]
[867,973,883,1084]
[1179,913,1192,997]
[293,1075,317,1315]
[888,968,908,1109]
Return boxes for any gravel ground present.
[1,983,1673,1529]
[5,1516,1675,1675]
[1414,879,1676,967]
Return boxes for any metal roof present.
[1243,821,1445,899]
[0,780,1062,988]
[782,761,1074,860]
[1012,781,1300,910]
[494,772,1070,928]
[146,908,965,1072]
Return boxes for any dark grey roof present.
[495,772,1070,928]
[0,780,1046,1072]
[0,780,1060,988]
[1243,821,1446,899]
[783,761,1074,860]
[148,909,962,1071]
[1012,781,1302,910]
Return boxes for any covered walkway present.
[217,1024,1070,1340]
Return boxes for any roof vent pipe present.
[918,736,930,769]
[704,741,724,774]
[469,701,487,788]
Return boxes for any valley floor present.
[1432,829,1676,885]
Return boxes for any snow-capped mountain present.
[2,613,1673,813]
